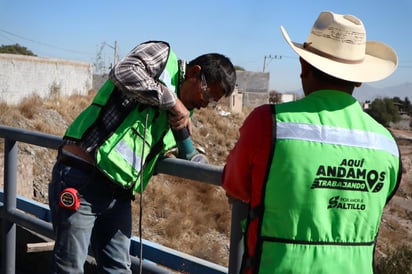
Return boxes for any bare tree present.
[269,90,282,104]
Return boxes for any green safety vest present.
[250,90,401,274]
[64,48,180,193]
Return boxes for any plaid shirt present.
[109,41,177,109]
[64,41,177,154]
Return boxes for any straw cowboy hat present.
[281,11,398,82]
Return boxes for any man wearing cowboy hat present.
[222,11,402,274]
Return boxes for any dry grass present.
[0,92,411,270]
[375,245,412,274]
[18,95,43,119]
[133,174,232,265]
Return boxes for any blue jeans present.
[48,161,133,274]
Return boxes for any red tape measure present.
[59,188,80,211]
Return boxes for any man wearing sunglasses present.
[48,40,236,273]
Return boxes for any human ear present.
[186,65,201,79]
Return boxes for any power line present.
[262,54,296,72]
[262,53,412,71]
[0,28,93,56]
[0,32,17,44]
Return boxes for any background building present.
[0,54,93,104]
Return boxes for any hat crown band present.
[303,42,364,64]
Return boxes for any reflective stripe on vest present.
[96,49,179,191]
[115,139,145,173]
[277,122,399,157]
[159,68,174,92]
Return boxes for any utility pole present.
[113,40,118,65]
[94,41,119,74]
[263,54,282,72]
[105,40,119,66]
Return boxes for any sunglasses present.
[201,74,216,104]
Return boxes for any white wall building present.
[0,54,93,104]
[279,93,296,103]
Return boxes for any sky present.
[1,0,411,92]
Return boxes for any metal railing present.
[0,125,245,274]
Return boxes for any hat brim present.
[280,26,398,83]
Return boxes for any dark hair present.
[188,53,236,97]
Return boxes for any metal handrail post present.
[228,200,249,274]
[1,139,17,274]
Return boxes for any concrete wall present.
[0,55,270,108]
[242,92,269,108]
[0,54,93,104]
[236,71,269,93]
[228,87,243,113]
[236,71,270,107]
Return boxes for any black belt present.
[58,148,135,200]
[58,149,95,172]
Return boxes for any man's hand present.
[168,99,190,131]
